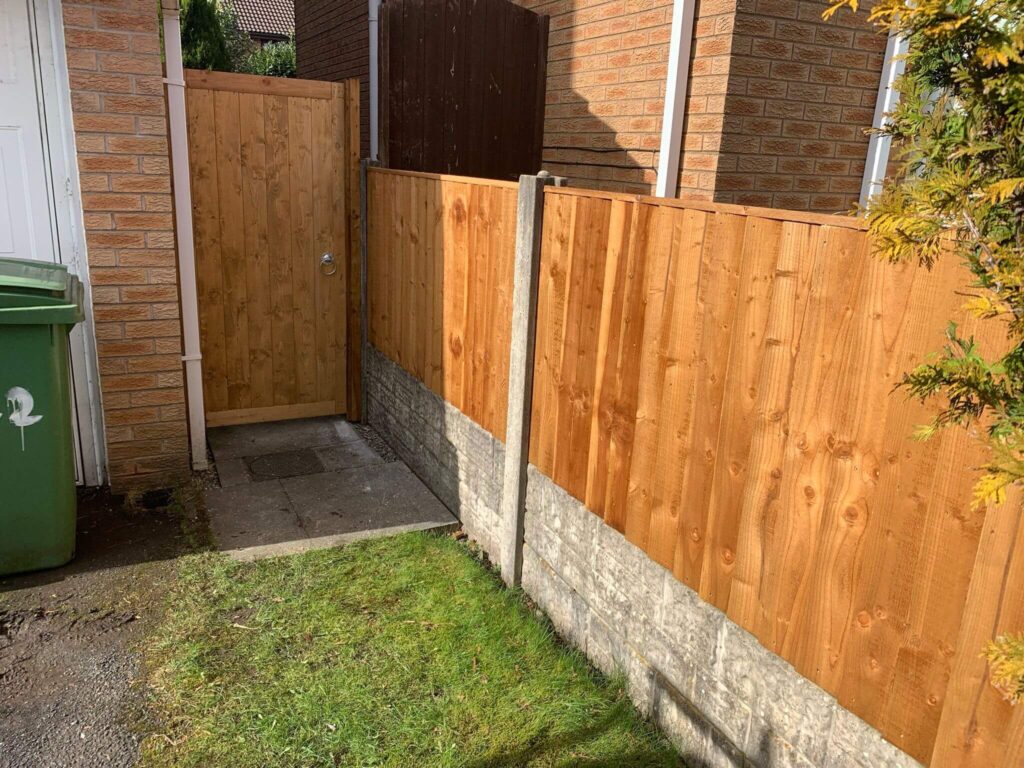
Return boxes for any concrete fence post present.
[499,171,564,587]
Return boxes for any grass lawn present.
[141,532,684,768]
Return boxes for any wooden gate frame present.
[180,69,362,428]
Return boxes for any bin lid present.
[0,257,70,293]
[0,259,84,326]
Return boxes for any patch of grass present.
[141,533,684,767]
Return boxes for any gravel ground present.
[0,485,203,768]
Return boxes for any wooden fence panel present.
[185,70,360,426]
[378,0,548,181]
[528,186,1007,764]
[366,167,517,440]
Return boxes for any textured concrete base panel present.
[365,345,505,559]
[364,345,919,768]
[522,467,921,768]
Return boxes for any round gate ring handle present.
[320,252,338,276]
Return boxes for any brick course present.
[62,0,190,490]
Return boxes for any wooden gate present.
[378,0,548,181]
[185,70,360,427]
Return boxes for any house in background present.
[296,0,899,213]
[228,0,295,45]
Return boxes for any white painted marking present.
[6,386,44,451]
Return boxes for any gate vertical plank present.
[265,94,296,407]
[213,89,251,409]
[288,97,317,403]
[187,88,228,412]
[239,92,273,409]
[312,96,336,405]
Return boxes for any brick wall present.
[62,0,190,491]
[519,0,673,193]
[702,0,884,211]
[295,0,371,156]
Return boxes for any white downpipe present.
[162,5,208,471]
[655,0,696,197]
[860,28,908,206]
[369,0,380,160]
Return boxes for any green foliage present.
[986,633,1024,703]
[240,38,296,78]
[825,0,1024,508]
[180,0,294,78]
[180,0,233,71]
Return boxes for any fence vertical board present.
[555,197,608,501]
[785,228,885,689]
[931,491,1024,768]
[594,203,648,533]
[724,221,817,637]
[186,88,228,412]
[238,92,274,409]
[696,217,783,603]
[529,190,574,475]
[644,209,706,571]
[621,204,677,551]
[583,198,632,521]
[442,180,469,409]
[676,211,744,594]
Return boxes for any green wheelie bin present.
[0,257,85,576]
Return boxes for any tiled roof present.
[228,0,294,39]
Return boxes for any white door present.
[0,0,106,485]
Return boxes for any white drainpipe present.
[369,0,380,160]
[655,0,696,197]
[162,2,208,470]
[860,28,908,206]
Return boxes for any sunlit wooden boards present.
[527,185,1011,765]
[366,167,516,441]
[184,70,360,427]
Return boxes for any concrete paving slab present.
[216,457,251,488]
[282,462,457,539]
[247,449,324,481]
[208,417,361,460]
[226,521,459,562]
[205,480,306,552]
[314,441,383,471]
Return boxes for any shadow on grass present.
[462,701,686,768]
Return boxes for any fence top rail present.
[368,166,520,190]
[544,185,868,231]
[183,69,355,100]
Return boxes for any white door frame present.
[24,0,107,485]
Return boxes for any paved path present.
[205,418,457,560]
